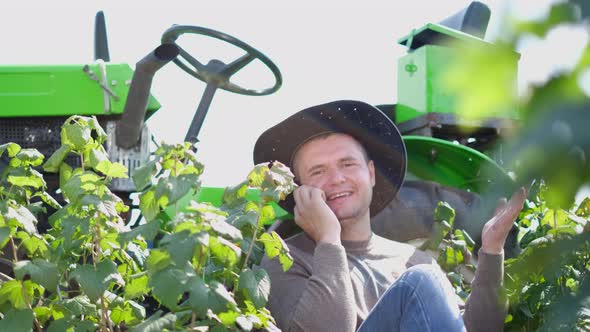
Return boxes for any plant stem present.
[0,257,14,267]
[241,204,263,273]
[0,271,13,281]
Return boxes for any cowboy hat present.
[253,100,406,217]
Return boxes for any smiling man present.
[254,100,525,332]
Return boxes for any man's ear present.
[368,160,376,187]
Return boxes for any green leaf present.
[61,172,101,203]
[125,274,149,299]
[139,190,160,222]
[74,320,95,332]
[132,160,157,191]
[17,232,48,256]
[33,306,53,325]
[88,116,108,143]
[0,309,34,332]
[42,144,72,173]
[61,118,92,150]
[0,143,21,158]
[96,160,128,179]
[154,174,198,207]
[14,149,44,167]
[186,275,209,317]
[58,163,73,189]
[575,197,590,217]
[260,231,293,271]
[87,148,109,170]
[119,220,160,243]
[149,268,188,310]
[259,205,276,226]
[434,201,456,227]
[0,280,28,309]
[248,164,270,187]
[14,259,59,290]
[0,227,10,250]
[129,311,176,332]
[210,236,241,267]
[239,268,271,309]
[146,249,172,273]
[210,220,243,241]
[61,296,98,316]
[46,318,74,332]
[223,180,249,208]
[5,205,37,234]
[71,260,123,302]
[208,280,237,314]
[160,231,198,267]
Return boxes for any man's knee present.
[401,264,448,289]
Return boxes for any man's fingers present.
[494,197,508,216]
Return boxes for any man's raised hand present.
[481,187,527,255]
[293,185,341,245]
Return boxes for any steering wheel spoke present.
[177,46,206,72]
[221,53,256,77]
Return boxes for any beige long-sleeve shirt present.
[261,232,506,332]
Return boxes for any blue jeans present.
[357,264,466,332]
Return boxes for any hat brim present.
[254,100,406,217]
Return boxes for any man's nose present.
[326,168,346,184]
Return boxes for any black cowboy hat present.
[253,100,406,217]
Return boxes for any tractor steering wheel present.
[161,25,282,96]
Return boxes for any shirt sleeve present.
[260,242,357,332]
[462,250,507,332]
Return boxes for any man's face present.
[293,133,376,224]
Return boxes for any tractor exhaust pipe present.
[116,43,179,149]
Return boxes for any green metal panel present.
[0,63,161,117]
[404,135,513,194]
[395,23,519,123]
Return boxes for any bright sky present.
[1,0,582,188]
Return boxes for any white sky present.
[0,0,580,187]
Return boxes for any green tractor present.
[0,2,518,254]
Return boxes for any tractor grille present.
[0,117,67,158]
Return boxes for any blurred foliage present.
[440,0,590,330]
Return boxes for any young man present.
[254,100,525,332]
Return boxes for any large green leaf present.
[139,190,160,222]
[46,318,74,332]
[260,231,293,271]
[124,274,149,300]
[154,174,198,207]
[13,149,44,167]
[210,219,243,241]
[129,311,176,332]
[208,280,237,314]
[0,280,28,309]
[42,144,72,173]
[87,148,109,170]
[210,236,241,267]
[61,172,102,203]
[239,268,271,309]
[146,249,172,273]
[0,227,10,250]
[132,160,157,192]
[0,143,21,158]
[186,275,209,317]
[5,205,37,234]
[70,260,123,302]
[149,268,188,310]
[223,180,249,208]
[61,119,92,150]
[60,296,98,317]
[0,309,34,332]
[119,220,160,243]
[160,231,199,267]
[96,160,128,179]
[14,259,59,290]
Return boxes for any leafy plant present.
[0,115,296,331]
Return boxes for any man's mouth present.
[327,191,352,201]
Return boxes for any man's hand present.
[481,187,527,255]
[293,185,341,245]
